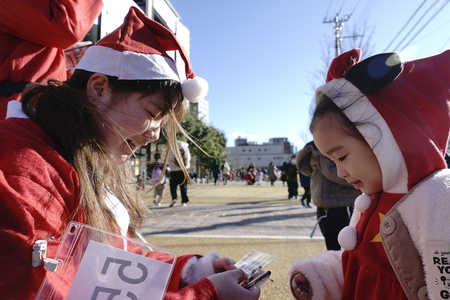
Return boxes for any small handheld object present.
[244,270,272,289]
[234,249,277,290]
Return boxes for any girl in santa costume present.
[289,48,450,300]
[0,7,260,300]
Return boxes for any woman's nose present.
[143,127,160,141]
[336,165,348,179]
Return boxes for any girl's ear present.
[86,73,111,106]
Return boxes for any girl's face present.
[100,91,167,164]
[313,117,383,195]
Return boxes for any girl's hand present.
[213,257,236,273]
[208,269,261,300]
[291,272,312,300]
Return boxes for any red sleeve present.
[163,278,219,300]
[0,0,103,48]
[0,119,81,299]
[143,251,220,299]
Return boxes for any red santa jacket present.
[0,0,103,119]
[0,116,219,299]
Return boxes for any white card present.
[66,240,172,300]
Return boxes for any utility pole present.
[324,14,362,57]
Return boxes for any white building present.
[190,98,209,125]
[225,137,296,169]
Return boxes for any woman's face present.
[100,91,167,164]
[313,117,383,195]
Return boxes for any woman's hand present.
[208,269,260,300]
[291,272,312,300]
[212,257,236,273]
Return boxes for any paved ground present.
[140,180,322,239]
[137,180,328,300]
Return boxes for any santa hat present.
[316,48,450,194]
[74,7,208,103]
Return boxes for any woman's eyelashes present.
[338,155,347,162]
[146,110,157,119]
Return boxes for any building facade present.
[225,137,296,169]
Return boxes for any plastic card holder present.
[234,249,277,276]
[35,221,176,300]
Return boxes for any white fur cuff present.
[181,251,220,285]
[289,251,343,300]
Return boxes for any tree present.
[178,113,227,171]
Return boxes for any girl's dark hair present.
[309,93,366,142]
[20,69,184,234]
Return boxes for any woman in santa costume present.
[0,7,260,300]
[289,48,450,299]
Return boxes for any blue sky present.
[169,0,450,150]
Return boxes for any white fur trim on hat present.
[74,46,180,81]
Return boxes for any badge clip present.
[32,240,59,272]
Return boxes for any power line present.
[390,0,441,51]
[337,0,346,15]
[383,0,428,52]
[413,17,450,44]
[400,0,450,49]
[324,0,333,23]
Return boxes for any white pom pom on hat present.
[181,77,209,103]
[74,6,208,103]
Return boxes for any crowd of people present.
[1,2,449,300]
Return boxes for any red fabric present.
[368,51,450,190]
[143,251,219,299]
[0,117,219,299]
[342,193,406,299]
[326,48,362,82]
[0,118,81,299]
[0,0,103,119]
[96,7,196,79]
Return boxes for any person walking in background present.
[222,161,231,185]
[280,162,287,186]
[297,141,359,250]
[0,0,103,120]
[285,155,299,199]
[244,162,256,185]
[267,162,278,186]
[211,159,220,185]
[168,140,191,207]
[255,168,264,185]
[290,48,450,300]
[299,172,312,208]
[0,7,261,300]
[150,152,166,206]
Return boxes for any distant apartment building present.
[189,98,210,125]
[225,137,296,169]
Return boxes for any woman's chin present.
[112,154,131,164]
